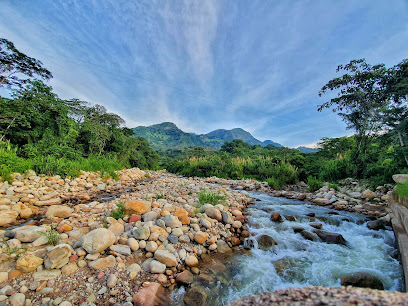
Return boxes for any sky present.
[1,0,408,147]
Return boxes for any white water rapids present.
[172,191,403,305]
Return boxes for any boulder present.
[45,205,73,219]
[362,190,377,199]
[44,244,72,270]
[16,255,43,272]
[124,200,151,215]
[257,235,276,250]
[14,226,46,242]
[205,207,222,221]
[154,250,177,267]
[132,282,170,306]
[183,286,208,306]
[0,210,19,227]
[314,230,347,245]
[176,270,194,286]
[300,231,319,241]
[341,272,384,290]
[270,212,283,222]
[393,174,408,184]
[80,228,116,254]
[88,255,116,269]
[367,220,389,231]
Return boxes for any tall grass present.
[307,175,323,192]
[198,190,226,205]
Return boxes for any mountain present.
[296,146,319,153]
[131,122,282,151]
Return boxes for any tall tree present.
[0,38,52,91]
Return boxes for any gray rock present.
[179,235,190,243]
[150,260,166,273]
[300,231,319,241]
[133,226,150,240]
[222,211,233,224]
[163,215,182,228]
[392,174,408,184]
[341,272,384,290]
[142,258,153,272]
[143,211,158,222]
[109,245,131,256]
[183,286,208,306]
[167,235,179,244]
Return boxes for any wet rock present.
[306,213,315,217]
[44,244,72,269]
[257,235,276,251]
[300,231,319,241]
[341,272,384,290]
[45,205,73,218]
[292,226,304,233]
[154,250,177,267]
[183,286,208,306]
[205,207,222,221]
[186,255,199,267]
[314,230,347,245]
[270,212,283,222]
[285,215,296,222]
[124,200,151,215]
[216,240,232,253]
[132,282,170,306]
[176,270,194,286]
[367,220,388,231]
[80,228,116,254]
[16,255,43,273]
[309,223,323,230]
[88,255,116,269]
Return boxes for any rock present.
[200,219,212,229]
[341,272,384,290]
[163,215,182,228]
[150,260,166,274]
[107,274,117,288]
[145,241,158,253]
[0,272,8,282]
[309,223,322,230]
[61,263,78,275]
[0,198,11,205]
[194,231,209,244]
[32,270,61,281]
[362,190,377,199]
[7,238,21,249]
[285,215,296,222]
[257,235,276,250]
[183,286,208,306]
[45,205,73,219]
[175,209,190,225]
[0,210,19,227]
[8,270,22,280]
[19,208,33,219]
[172,228,184,237]
[132,282,170,306]
[14,226,46,242]
[16,255,43,273]
[143,211,159,222]
[9,293,25,306]
[216,240,232,253]
[110,245,131,256]
[232,220,242,228]
[313,198,329,205]
[124,200,151,215]
[128,238,139,251]
[89,255,116,269]
[222,211,233,224]
[348,192,362,199]
[44,244,72,269]
[205,207,222,221]
[127,263,141,275]
[392,174,408,184]
[35,198,62,206]
[176,270,194,286]
[367,220,389,231]
[314,230,347,245]
[186,255,198,267]
[270,212,283,222]
[108,223,124,235]
[154,250,177,267]
[300,231,319,241]
[80,228,116,254]
[133,226,150,240]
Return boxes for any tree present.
[0,38,52,92]
[318,59,388,176]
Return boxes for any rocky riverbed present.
[0,169,403,305]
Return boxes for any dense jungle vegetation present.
[1,38,407,188]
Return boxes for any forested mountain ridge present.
[131,122,282,150]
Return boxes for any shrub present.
[307,175,323,192]
[111,202,125,220]
[396,181,408,197]
[328,183,340,191]
[198,190,225,206]
[320,158,353,182]
[266,178,284,189]
[42,225,61,246]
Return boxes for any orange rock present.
[8,269,22,280]
[150,226,167,236]
[36,281,47,292]
[124,200,151,215]
[175,209,190,225]
[132,282,170,306]
[194,231,209,244]
[58,224,73,233]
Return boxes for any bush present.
[320,158,353,182]
[111,202,125,220]
[307,175,323,192]
[328,183,340,191]
[396,181,408,197]
[41,225,61,246]
[266,178,284,189]
[198,190,225,205]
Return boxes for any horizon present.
[1,1,407,147]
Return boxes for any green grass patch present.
[41,225,61,246]
[328,183,340,191]
[396,181,408,197]
[111,202,125,220]
[198,189,226,206]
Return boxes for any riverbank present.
[0,169,403,305]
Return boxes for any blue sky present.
[1,1,407,147]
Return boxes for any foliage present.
[396,181,408,197]
[41,225,61,246]
[111,202,125,220]
[307,176,323,192]
[198,190,226,206]
[266,178,284,189]
[155,194,165,199]
[328,183,340,191]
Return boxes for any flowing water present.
[172,191,403,305]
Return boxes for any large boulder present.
[341,272,384,290]
[80,228,116,254]
[154,250,177,267]
[45,205,73,219]
[0,210,18,227]
[270,212,283,222]
[314,230,347,245]
[257,235,276,251]
[16,255,43,272]
[393,174,408,184]
[367,220,389,231]
[132,282,170,306]
[183,286,208,306]
[124,200,151,215]
[44,244,73,270]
